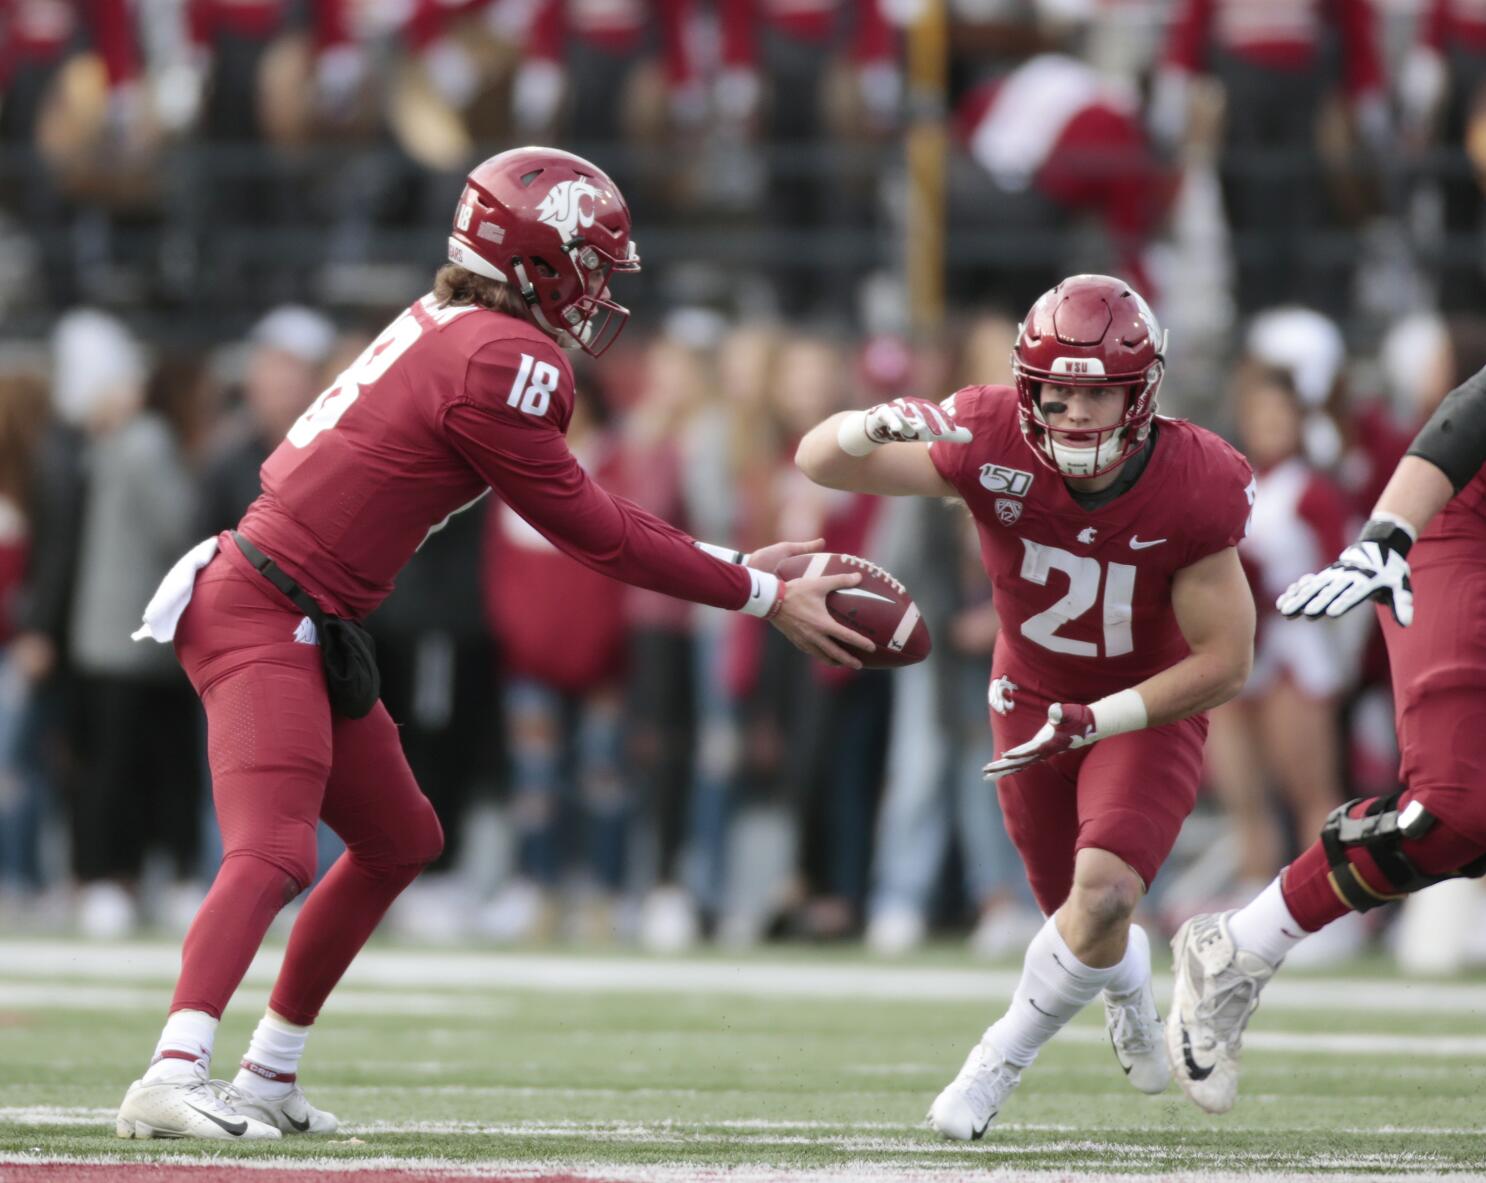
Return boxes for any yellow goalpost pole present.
[904,0,948,340]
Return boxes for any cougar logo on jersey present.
[536,178,603,242]
[980,463,1034,498]
[995,498,1023,526]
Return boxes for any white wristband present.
[696,540,745,564]
[836,410,879,457]
[738,569,781,618]
[1088,688,1148,739]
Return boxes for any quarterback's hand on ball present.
[863,398,972,447]
[744,537,826,576]
[982,702,1097,781]
[1276,520,1414,627]
[769,572,876,670]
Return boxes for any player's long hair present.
[433,264,531,320]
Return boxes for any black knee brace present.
[1320,793,1486,912]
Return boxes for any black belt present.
[230,530,381,718]
[232,531,329,625]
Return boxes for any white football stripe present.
[3,941,1486,1013]
[835,588,897,605]
[888,603,921,652]
[805,553,832,580]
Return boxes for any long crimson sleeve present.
[852,0,893,65]
[658,0,693,85]
[525,0,565,64]
[88,0,140,87]
[1161,0,1212,74]
[440,400,758,613]
[1332,0,1384,100]
[719,0,756,69]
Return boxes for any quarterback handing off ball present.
[774,553,931,668]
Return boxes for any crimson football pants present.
[169,543,443,1025]
[991,679,1208,915]
[1283,534,1486,930]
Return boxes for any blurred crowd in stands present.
[2,0,1486,972]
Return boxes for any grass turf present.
[2,939,1485,1178]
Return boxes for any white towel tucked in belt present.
[131,536,221,643]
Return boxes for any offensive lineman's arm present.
[982,546,1254,779]
[1278,364,1486,626]
[795,399,964,496]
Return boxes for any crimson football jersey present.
[1424,462,1486,545]
[239,294,756,620]
[929,385,1254,702]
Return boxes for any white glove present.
[1276,520,1415,627]
[838,396,971,456]
[982,702,1097,782]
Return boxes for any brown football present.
[774,552,932,669]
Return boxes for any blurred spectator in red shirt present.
[514,0,698,138]
[714,0,899,319]
[951,53,1177,310]
[480,387,630,945]
[1400,0,1486,311]
[1149,0,1388,318]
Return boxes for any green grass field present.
[2,938,1485,1180]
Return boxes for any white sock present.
[1101,923,1151,999]
[144,1009,218,1082]
[1228,876,1308,966]
[983,915,1120,1068]
[233,1011,310,1100]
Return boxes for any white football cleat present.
[926,1039,1022,1140]
[219,1080,338,1134]
[116,1067,281,1140]
[1104,978,1170,1094]
[1166,911,1278,1114]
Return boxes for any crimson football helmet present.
[447,146,640,357]
[1011,274,1166,478]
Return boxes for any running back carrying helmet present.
[1011,274,1166,478]
[447,146,640,357]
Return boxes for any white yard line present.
[2,940,1485,1014]
[0,983,515,1016]
[2,977,1482,1057]
[0,1149,1475,1182]
[5,1111,1484,1138]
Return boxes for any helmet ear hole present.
[530,257,559,279]
[519,169,544,186]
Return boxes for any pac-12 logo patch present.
[995,498,1023,526]
[979,463,1034,498]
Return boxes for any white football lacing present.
[956,1043,1020,1121]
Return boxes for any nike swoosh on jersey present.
[185,1103,248,1136]
[833,588,897,605]
[1129,536,1168,549]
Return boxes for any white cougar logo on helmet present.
[536,178,602,243]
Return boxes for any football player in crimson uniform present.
[796,274,1257,1138]
[1168,364,1486,1116]
[117,146,873,1142]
